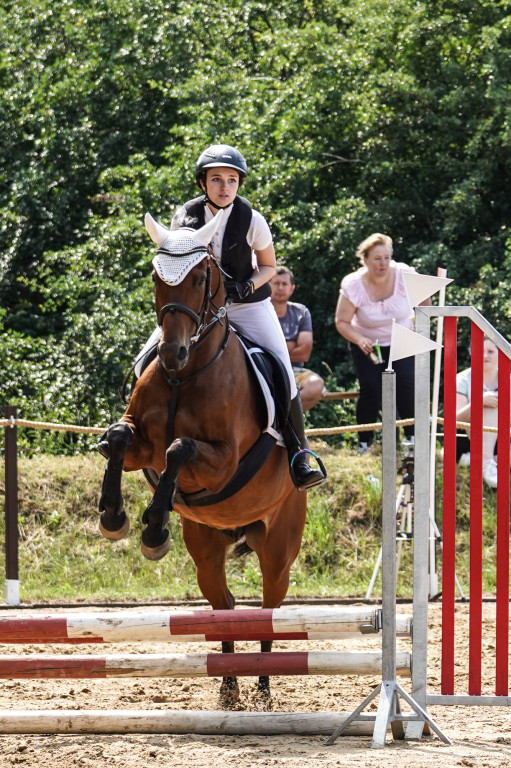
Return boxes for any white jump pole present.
[428,268,447,597]
[0,710,374,736]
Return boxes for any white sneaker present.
[482,458,498,489]
[358,442,369,455]
[458,452,471,467]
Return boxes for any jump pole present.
[326,370,451,748]
[0,606,411,644]
[427,268,448,598]
[0,710,374,736]
[0,650,411,679]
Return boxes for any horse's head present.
[145,211,225,375]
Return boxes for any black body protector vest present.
[172,195,271,304]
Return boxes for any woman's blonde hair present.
[356,233,393,264]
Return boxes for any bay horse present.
[98,211,307,707]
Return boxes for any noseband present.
[157,301,203,338]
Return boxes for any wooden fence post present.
[4,406,19,605]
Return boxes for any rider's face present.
[202,168,240,208]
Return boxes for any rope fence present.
[0,416,407,438]
[0,416,502,439]
[0,418,104,435]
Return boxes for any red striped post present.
[441,316,457,694]
[496,351,510,695]
[468,324,484,696]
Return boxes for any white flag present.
[388,320,443,370]
[402,271,453,309]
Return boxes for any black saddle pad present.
[235,331,291,435]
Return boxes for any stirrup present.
[289,449,327,491]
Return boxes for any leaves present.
[1,0,511,450]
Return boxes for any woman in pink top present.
[335,233,422,453]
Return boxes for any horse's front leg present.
[98,422,133,541]
[99,421,133,541]
[141,437,196,561]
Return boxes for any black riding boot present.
[284,394,327,490]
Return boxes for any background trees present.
[1,0,510,450]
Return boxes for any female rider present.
[136,144,326,491]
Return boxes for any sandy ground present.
[0,601,509,768]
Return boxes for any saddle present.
[142,332,292,506]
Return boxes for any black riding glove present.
[224,280,255,301]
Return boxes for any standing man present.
[270,266,326,410]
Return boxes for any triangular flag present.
[387,320,443,370]
[402,272,453,309]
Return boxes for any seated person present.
[456,337,500,488]
[270,266,325,411]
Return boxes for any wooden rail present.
[320,391,358,401]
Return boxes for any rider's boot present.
[283,394,327,491]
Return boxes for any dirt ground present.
[0,601,509,768]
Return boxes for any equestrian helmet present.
[195,144,248,188]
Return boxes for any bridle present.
[119,252,228,405]
[154,251,232,448]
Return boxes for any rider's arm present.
[250,243,276,290]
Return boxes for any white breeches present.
[226,297,297,398]
[134,298,297,398]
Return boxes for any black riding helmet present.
[195,144,248,189]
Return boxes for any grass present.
[0,442,503,604]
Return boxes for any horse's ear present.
[193,209,225,245]
[144,213,170,246]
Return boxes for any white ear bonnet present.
[145,210,224,285]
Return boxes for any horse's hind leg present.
[181,518,241,709]
[98,422,133,541]
[245,495,307,709]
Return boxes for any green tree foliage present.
[1,0,511,450]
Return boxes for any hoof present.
[252,689,272,711]
[253,678,272,711]
[140,529,170,561]
[219,678,241,710]
[99,512,130,541]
